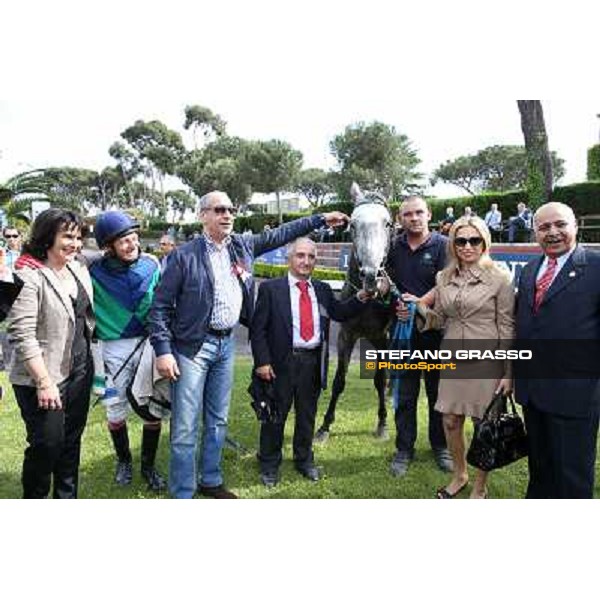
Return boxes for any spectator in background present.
[463,206,475,218]
[158,234,176,270]
[440,207,456,236]
[508,202,533,242]
[1,228,23,372]
[484,203,503,242]
[2,226,22,270]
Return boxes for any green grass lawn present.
[1,358,598,499]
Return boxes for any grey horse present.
[315,183,395,442]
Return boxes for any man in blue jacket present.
[149,190,348,499]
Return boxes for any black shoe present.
[433,448,454,473]
[390,452,411,477]
[141,465,167,492]
[114,460,133,486]
[296,464,320,482]
[198,484,238,499]
[260,471,279,488]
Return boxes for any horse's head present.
[348,182,392,294]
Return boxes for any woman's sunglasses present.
[454,236,483,247]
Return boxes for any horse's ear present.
[350,182,363,203]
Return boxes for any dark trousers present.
[524,404,599,499]
[14,360,92,499]
[259,351,321,472]
[394,330,446,455]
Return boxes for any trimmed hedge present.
[588,145,600,181]
[253,263,345,280]
[430,182,600,222]
[429,191,528,222]
[136,181,600,240]
[552,182,600,214]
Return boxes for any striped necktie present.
[534,257,557,313]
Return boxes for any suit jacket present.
[251,277,365,389]
[515,245,600,417]
[0,275,23,321]
[7,261,95,387]
[149,215,325,359]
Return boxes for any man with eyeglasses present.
[515,202,600,498]
[158,234,176,271]
[149,190,349,499]
[1,228,23,374]
[384,196,452,477]
[2,227,22,271]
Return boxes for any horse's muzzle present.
[360,267,379,293]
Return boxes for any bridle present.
[347,192,393,292]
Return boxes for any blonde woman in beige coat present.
[405,216,515,499]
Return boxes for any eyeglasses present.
[4,234,19,239]
[207,206,238,216]
[454,236,483,247]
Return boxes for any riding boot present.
[141,424,166,492]
[109,423,133,485]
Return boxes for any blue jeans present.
[169,334,235,498]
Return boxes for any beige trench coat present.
[423,264,515,419]
[8,261,95,387]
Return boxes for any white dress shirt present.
[204,234,243,330]
[288,273,321,349]
[536,247,576,284]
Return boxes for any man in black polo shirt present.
[386,196,452,476]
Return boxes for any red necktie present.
[534,257,557,313]
[296,280,314,341]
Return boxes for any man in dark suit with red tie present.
[515,202,600,498]
[251,237,370,487]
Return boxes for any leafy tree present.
[178,136,254,205]
[166,189,196,220]
[295,168,334,208]
[0,169,51,225]
[120,119,187,217]
[432,145,565,195]
[183,105,227,149]
[95,166,128,210]
[330,121,421,200]
[43,167,100,211]
[517,100,554,207]
[588,145,600,181]
[249,139,303,223]
[108,141,144,206]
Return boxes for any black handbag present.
[467,392,528,472]
[247,375,282,424]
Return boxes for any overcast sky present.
[1,1,598,199]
